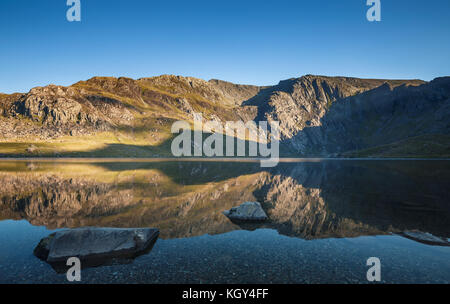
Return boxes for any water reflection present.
[0,160,449,241]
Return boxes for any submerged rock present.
[400,230,449,247]
[223,202,268,221]
[34,227,159,271]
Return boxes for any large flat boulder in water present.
[400,230,449,247]
[34,227,159,270]
[223,202,268,221]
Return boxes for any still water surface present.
[0,159,449,283]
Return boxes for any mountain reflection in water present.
[0,159,448,241]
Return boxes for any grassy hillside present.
[0,74,448,158]
[342,134,450,158]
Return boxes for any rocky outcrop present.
[241,75,439,155]
[77,76,144,101]
[2,83,137,139]
[223,201,268,221]
[208,79,266,106]
[400,230,450,246]
[34,227,159,271]
[138,75,263,107]
[0,75,266,142]
[267,76,448,156]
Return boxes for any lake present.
[0,159,449,283]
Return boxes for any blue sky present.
[1,0,449,93]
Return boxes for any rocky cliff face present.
[0,74,448,157]
[1,82,134,139]
[285,77,450,155]
[0,75,263,142]
[138,75,263,106]
[241,75,447,155]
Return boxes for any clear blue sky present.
[1,0,449,93]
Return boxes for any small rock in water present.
[400,230,449,246]
[34,227,159,272]
[223,202,268,221]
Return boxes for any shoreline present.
[0,157,449,162]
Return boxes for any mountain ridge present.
[0,74,448,158]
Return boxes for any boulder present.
[34,227,159,271]
[223,202,268,221]
[400,230,449,247]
